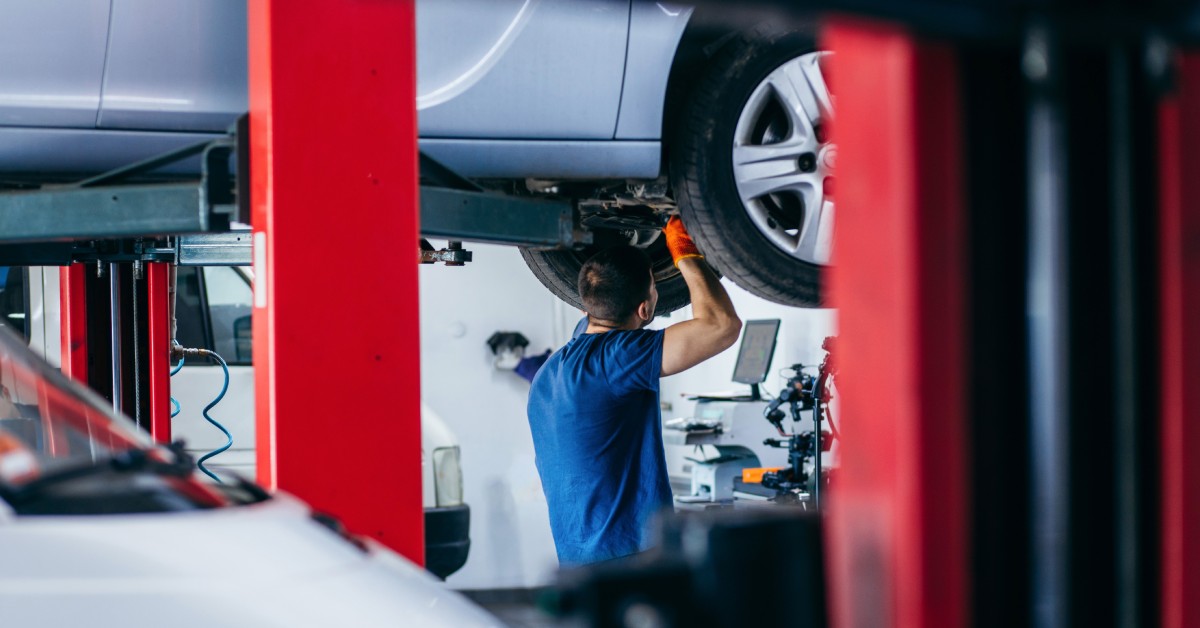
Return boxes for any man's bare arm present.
[661,257,741,377]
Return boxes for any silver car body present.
[0,0,692,180]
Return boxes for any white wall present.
[419,244,565,590]
[420,244,836,590]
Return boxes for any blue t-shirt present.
[526,326,672,564]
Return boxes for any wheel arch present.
[659,10,774,179]
[657,13,739,168]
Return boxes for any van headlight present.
[431,446,463,507]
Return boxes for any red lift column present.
[146,263,172,443]
[1158,53,1200,628]
[824,20,969,628]
[60,265,89,383]
[247,1,424,562]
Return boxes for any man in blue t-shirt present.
[527,217,742,564]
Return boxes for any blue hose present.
[169,357,184,418]
[195,351,232,484]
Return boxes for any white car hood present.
[0,492,500,627]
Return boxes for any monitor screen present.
[731,319,781,385]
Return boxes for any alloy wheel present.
[731,51,835,265]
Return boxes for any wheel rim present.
[732,51,835,265]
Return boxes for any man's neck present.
[585,317,640,334]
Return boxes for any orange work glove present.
[663,216,704,267]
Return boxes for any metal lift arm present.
[0,127,589,268]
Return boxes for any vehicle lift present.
[0,0,603,574]
[0,125,589,420]
[1,2,1199,627]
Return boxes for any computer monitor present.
[731,319,781,400]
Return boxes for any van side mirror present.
[234,316,252,363]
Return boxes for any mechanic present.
[527,217,742,565]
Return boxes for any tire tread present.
[669,25,825,307]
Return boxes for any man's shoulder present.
[599,328,664,353]
[560,329,662,362]
[531,329,663,389]
[530,347,566,386]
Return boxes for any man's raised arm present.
[660,217,741,377]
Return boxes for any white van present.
[7,265,470,579]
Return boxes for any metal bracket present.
[176,232,252,266]
[199,138,238,232]
[420,239,472,266]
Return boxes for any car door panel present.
[0,0,110,128]
[98,0,247,132]
[417,0,631,139]
[98,0,631,141]
[615,1,692,140]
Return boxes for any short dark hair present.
[578,246,653,323]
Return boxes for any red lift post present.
[59,265,89,383]
[61,263,173,443]
[146,263,172,443]
[247,0,424,563]
[1158,52,1200,628]
[824,19,969,628]
[57,264,91,456]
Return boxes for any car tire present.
[671,24,832,307]
[519,235,694,317]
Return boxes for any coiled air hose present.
[172,345,232,483]
[169,357,184,418]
